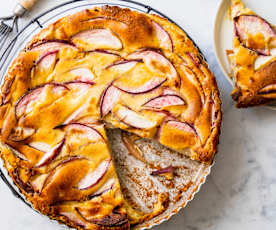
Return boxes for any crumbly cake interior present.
[227,0,276,107]
[107,129,211,230]
[0,6,221,230]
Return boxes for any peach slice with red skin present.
[72,29,122,50]
[152,21,173,52]
[76,207,128,227]
[114,77,167,95]
[13,168,34,194]
[87,178,115,199]
[55,123,105,142]
[65,81,94,90]
[106,60,140,72]
[35,138,65,168]
[78,159,111,190]
[151,166,173,175]
[41,156,86,193]
[234,15,276,55]
[36,51,58,71]
[31,40,76,53]
[15,83,69,118]
[62,94,94,125]
[166,120,196,134]
[128,49,178,83]
[158,120,197,150]
[143,94,185,109]
[15,87,44,118]
[114,106,157,129]
[100,84,121,117]
[69,68,95,83]
[151,166,174,180]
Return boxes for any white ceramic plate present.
[214,0,276,108]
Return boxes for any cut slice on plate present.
[227,0,276,107]
[71,29,122,51]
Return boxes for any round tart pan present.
[0,0,214,229]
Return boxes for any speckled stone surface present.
[0,0,275,229]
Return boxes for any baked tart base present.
[0,5,221,230]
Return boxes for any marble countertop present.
[0,0,275,229]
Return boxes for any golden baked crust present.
[0,6,221,229]
[227,0,276,107]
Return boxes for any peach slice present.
[128,50,178,82]
[72,29,122,50]
[35,138,65,168]
[115,106,156,129]
[235,15,276,55]
[152,21,173,52]
[114,77,166,94]
[9,127,35,142]
[69,68,95,82]
[31,40,76,53]
[106,60,139,72]
[78,159,111,190]
[143,95,185,109]
[6,144,29,161]
[36,51,58,70]
[100,84,121,117]
[15,83,69,118]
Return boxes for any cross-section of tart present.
[0,5,221,230]
[227,0,276,107]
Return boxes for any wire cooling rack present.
[0,0,206,221]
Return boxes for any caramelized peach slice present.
[62,95,93,125]
[41,156,88,197]
[9,127,35,142]
[159,120,197,150]
[6,144,29,161]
